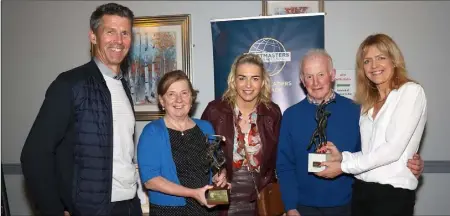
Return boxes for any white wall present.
[324,1,450,161]
[2,1,449,215]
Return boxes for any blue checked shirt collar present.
[306,91,336,106]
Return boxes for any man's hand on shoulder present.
[408,153,424,178]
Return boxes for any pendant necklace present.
[175,125,185,136]
[167,118,186,136]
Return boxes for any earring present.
[162,107,165,110]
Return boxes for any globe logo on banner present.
[248,38,291,76]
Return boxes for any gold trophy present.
[205,135,229,205]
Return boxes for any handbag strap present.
[242,144,261,198]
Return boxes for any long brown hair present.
[222,53,272,108]
[355,33,413,114]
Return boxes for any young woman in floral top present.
[201,53,282,216]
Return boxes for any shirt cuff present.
[341,151,353,174]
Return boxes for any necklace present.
[165,118,188,136]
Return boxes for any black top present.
[149,125,218,216]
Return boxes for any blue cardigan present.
[137,118,215,206]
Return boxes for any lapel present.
[256,103,275,174]
[89,59,135,114]
[121,78,135,113]
[217,107,235,169]
[89,60,111,110]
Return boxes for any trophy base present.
[308,152,330,172]
[206,188,229,205]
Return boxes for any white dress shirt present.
[341,82,427,190]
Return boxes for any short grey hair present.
[90,3,134,33]
[300,48,334,78]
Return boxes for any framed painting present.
[262,0,325,16]
[91,14,191,121]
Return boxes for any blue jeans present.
[296,203,351,216]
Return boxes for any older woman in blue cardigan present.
[137,70,228,216]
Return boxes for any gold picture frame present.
[262,0,325,16]
[91,14,191,121]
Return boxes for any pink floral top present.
[233,107,262,172]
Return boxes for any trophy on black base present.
[205,134,229,205]
[307,100,335,172]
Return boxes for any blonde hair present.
[355,33,413,114]
[222,53,272,108]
